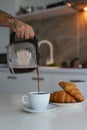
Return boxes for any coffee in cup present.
[22,91,50,111]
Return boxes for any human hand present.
[10,18,35,39]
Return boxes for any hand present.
[10,18,35,39]
[0,10,35,39]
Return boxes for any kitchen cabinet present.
[0,70,54,94]
[24,72,54,92]
[0,67,87,96]
[52,71,87,98]
[39,68,87,93]
[17,5,77,22]
[0,72,25,94]
[15,0,64,13]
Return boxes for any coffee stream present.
[35,68,40,93]
[10,67,40,93]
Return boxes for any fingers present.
[15,24,35,39]
[11,19,35,39]
[25,25,35,39]
[10,18,35,39]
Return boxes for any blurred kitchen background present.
[1,0,87,95]
[1,0,87,68]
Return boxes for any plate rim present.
[50,100,86,107]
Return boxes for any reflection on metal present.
[38,40,54,65]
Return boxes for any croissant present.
[59,81,85,102]
[50,90,77,103]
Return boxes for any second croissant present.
[50,90,77,103]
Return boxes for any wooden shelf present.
[17,5,77,22]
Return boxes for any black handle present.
[10,32,37,44]
[32,77,44,81]
[70,80,85,82]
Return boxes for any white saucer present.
[22,103,57,113]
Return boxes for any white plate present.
[50,100,86,107]
[22,103,57,113]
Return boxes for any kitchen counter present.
[0,66,87,94]
[0,94,87,130]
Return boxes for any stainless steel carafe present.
[7,33,39,74]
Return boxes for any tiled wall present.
[29,12,87,67]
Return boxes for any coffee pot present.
[7,33,39,74]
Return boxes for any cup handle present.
[22,95,29,104]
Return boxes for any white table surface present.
[0,94,87,130]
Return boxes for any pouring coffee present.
[7,32,39,74]
[7,33,41,93]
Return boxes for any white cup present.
[22,91,50,111]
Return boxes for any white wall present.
[0,0,15,53]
